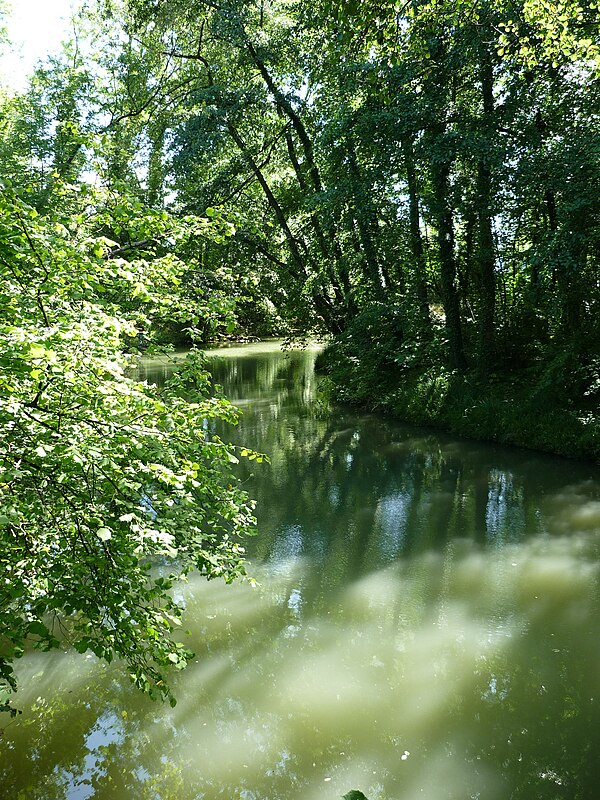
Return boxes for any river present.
[2,341,600,799]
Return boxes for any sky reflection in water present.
[2,342,600,800]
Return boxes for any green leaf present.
[27,621,49,638]
[28,344,47,359]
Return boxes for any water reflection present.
[2,342,600,799]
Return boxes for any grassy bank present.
[316,315,600,463]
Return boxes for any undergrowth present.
[316,305,600,462]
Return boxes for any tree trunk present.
[227,122,342,332]
[346,138,386,302]
[245,39,355,309]
[430,151,467,371]
[147,119,167,207]
[476,39,496,374]
[401,133,431,333]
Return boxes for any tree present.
[0,179,259,715]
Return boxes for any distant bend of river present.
[2,340,600,800]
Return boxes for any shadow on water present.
[3,341,600,799]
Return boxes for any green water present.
[2,341,600,799]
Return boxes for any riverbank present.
[316,344,600,463]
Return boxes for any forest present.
[1,0,599,720]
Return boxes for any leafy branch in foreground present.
[0,184,256,715]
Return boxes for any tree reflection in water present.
[3,342,600,800]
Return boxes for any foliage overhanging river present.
[2,341,600,800]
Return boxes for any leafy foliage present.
[0,183,256,714]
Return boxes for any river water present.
[2,341,600,799]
